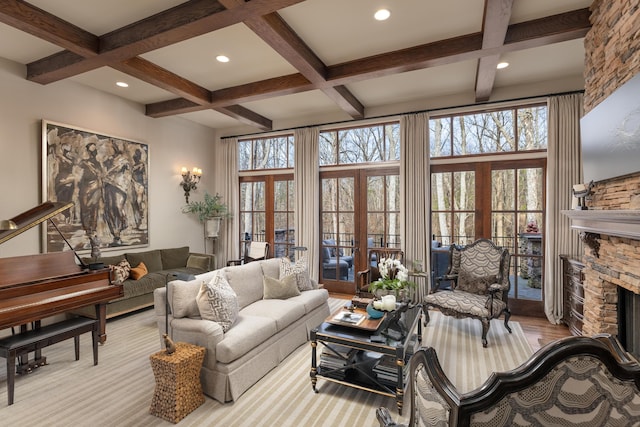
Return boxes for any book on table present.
[331,311,365,325]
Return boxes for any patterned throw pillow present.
[457,269,497,294]
[110,259,131,285]
[130,261,148,280]
[196,271,239,332]
[263,274,301,299]
[279,255,314,291]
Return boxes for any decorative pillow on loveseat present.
[279,255,313,291]
[196,271,239,332]
[130,261,148,280]
[110,259,131,285]
[186,254,211,271]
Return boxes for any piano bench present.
[0,317,99,406]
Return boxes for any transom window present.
[319,122,400,166]
[430,105,547,158]
[238,134,294,171]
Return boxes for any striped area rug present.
[0,299,532,426]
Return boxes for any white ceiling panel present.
[141,24,298,91]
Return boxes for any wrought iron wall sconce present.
[181,166,202,203]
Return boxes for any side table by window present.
[149,342,205,423]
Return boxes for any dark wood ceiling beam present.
[327,33,485,84]
[475,0,514,102]
[146,98,203,118]
[25,0,307,84]
[117,58,273,128]
[145,8,590,119]
[215,105,272,131]
[146,74,313,117]
[326,8,590,86]
[219,0,364,119]
[209,74,313,106]
[503,8,591,49]
[115,57,211,105]
[0,0,98,57]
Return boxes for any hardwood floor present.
[512,314,573,352]
[330,293,573,353]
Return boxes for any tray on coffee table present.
[325,308,386,331]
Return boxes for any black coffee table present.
[310,303,422,415]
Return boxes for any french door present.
[431,158,546,316]
[238,174,294,259]
[319,167,399,294]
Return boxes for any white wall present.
[0,58,217,259]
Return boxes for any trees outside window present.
[430,104,547,316]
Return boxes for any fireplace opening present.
[618,287,640,360]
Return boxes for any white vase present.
[205,217,222,238]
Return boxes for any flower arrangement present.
[368,257,415,294]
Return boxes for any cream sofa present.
[153,258,330,403]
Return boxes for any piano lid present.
[0,201,73,245]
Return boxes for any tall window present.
[318,122,401,294]
[430,103,548,315]
[237,134,294,258]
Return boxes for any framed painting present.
[42,120,149,253]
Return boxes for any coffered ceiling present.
[0,0,592,134]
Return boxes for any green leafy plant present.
[368,258,415,293]
[182,192,230,223]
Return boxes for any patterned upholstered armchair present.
[377,334,640,427]
[423,238,511,347]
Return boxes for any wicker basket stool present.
[149,342,205,423]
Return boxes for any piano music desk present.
[0,317,99,405]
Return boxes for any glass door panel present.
[320,169,400,294]
[320,175,356,293]
[491,166,545,307]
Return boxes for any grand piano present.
[0,201,124,351]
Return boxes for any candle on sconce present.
[181,166,188,175]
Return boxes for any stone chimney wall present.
[580,0,640,336]
[583,0,640,113]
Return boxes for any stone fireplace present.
[563,176,640,358]
[573,0,640,358]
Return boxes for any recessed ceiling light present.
[116,81,129,88]
[216,55,230,63]
[497,62,509,69]
[374,9,391,21]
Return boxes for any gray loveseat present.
[76,246,215,319]
[154,258,330,403]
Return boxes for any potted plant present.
[368,257,415,301]
[182,192,230,238]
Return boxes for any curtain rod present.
[223,89,584,140]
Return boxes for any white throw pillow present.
[196,271,239,332]
[263,274,301,299]
[279,255,314,291]
[170,279,203,319]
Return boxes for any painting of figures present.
[43,120,149,253]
